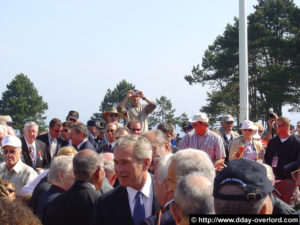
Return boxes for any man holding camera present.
[117,90,156,134]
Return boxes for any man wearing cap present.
[87,120,101,151]
[218,114,240,162]
[178,113,226,168]
[264,116,300,204]
[0,135,37,195]
[214,159,273,214]
[118,89,156,134]
[181,121,193,134]
[66,110,79,123]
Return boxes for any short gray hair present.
[143,129,168,146]
[157,122,175,135]
[103,158,115,175]
[48,156,73,184]
[175,172,214,218]
[73,150,104,181]
[170,149,215,180]
[115,135,152,162]
[156,154,172,184]
[23,121,38,132]
[70,123,88,138]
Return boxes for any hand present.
[137,91,144,98]
[237,146,246,157]
[127,90,134,98]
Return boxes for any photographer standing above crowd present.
[117,90,156,134]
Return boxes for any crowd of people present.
[0,89,300,225]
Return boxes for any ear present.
[170,202,181,224]
[164,141,171,153]
[143,158,151,171]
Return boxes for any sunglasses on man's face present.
[110,114,119,118]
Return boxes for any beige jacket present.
[229,136,264,161]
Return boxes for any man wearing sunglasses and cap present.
[0,135,37,196]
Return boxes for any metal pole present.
[239,0,249,123]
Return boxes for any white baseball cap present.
[240,120,256,130]
[189,113,209,123]
[1,135,22,148]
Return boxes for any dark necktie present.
[133,191,145,225]
[108,144,112,152]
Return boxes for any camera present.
[269,113,276,119]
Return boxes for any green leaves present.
[0,74,48,131]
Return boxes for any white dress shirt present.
[126,172,153,218]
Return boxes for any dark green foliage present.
[0,74,48,131]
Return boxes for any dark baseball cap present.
[66,110,79,120]
[213,159,273,201]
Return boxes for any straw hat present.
[102,107,123,122]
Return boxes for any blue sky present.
[1,0,299,130]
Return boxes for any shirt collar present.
[127,172,152,204]
[24,138,36,149]
[10,159,23,173]
[77,138,88,149]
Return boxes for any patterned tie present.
[133,191,145,225]
[28,144,34,164]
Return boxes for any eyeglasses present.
[110,114,119,118]
[106,129,116,133]
[67,118,77,122]
[292,169,300,180]
[130,128,141,132]
[243,129,253,132]
[6,188,15,193]
[275,124,286,129]
[62,129,69,132]
[3,149,18,155]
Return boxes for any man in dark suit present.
[36,155,74,221]
[98,122,117,153]
[21,121,49,172]
[70,123,96,151]
[37,118,64,164]
[44,150,105,225]
[92,135,160,225]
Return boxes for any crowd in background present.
[0,89,300,225]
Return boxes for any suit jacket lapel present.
[119,187,134,225]
[22,137,33,167]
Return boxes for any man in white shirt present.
[92,135,160,225]
[0,135,37,195]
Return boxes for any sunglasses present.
[243,129,253,132]
[7,188,15,193]
[53,130,62,133]
[3,149,18,155]
[130,128,141,132]
[110,114,119,118]
[68,118,77,122]
[62,129,69,132]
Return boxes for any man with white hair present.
[0,135,37,195]
[21,121,49,172]
[36,155,75,221]
[92,135,160,225]
[167,149,215,195]
[170,173,214,225]
[179,113,226,168]
[141,154,175,225]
